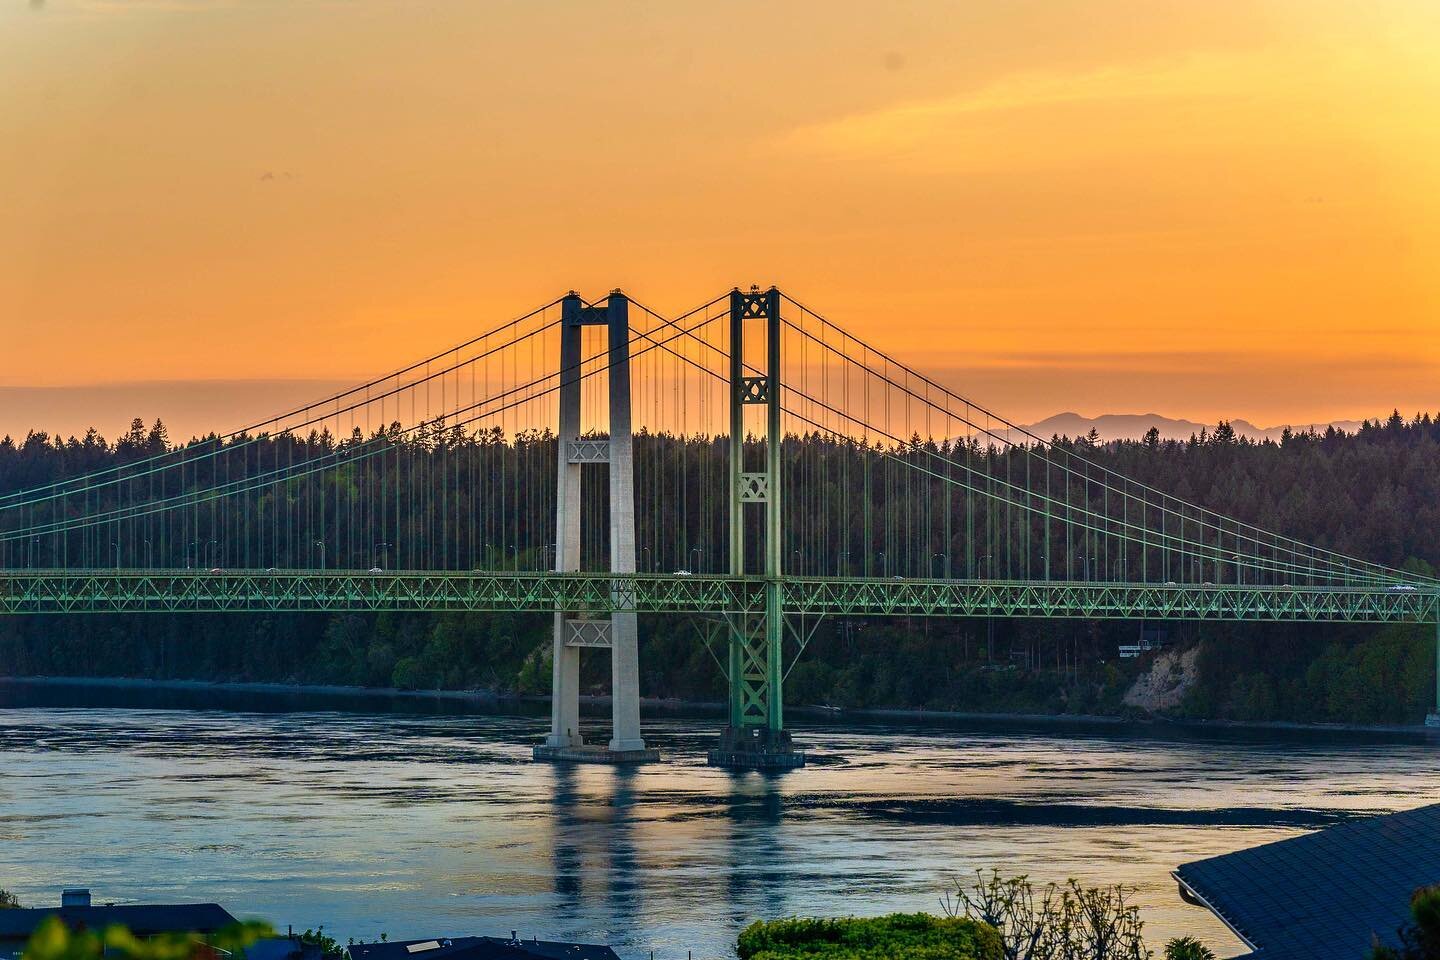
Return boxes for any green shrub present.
[297,927,345,960]
[737,913,1002,960]
[1164,936,1215,960]
[21,916,271,960]
[943,870,1150,960]
[1370,885,1440,960]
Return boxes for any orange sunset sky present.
[2,0,1438,442]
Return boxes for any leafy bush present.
[1371,886,1440,960]
[297,927,345,960]
[737,913,1002,960]
[942,871,1150,960]
[0,889,20,909]
[21,916,271,960]
[1163,937,1215,960]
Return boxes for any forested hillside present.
[1,413,1438,725]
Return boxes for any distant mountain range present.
[1019,412,1367,443]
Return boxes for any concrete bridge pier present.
[534,291,657,765]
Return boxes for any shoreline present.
[1,673,1434,737]
[0,674,722,711]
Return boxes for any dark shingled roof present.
[1175,801,1440,960]
[0,903,239,941]
[347,936,619,960]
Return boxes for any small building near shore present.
[0,889,239,959]
[347,935,620,960]
[1174,801,1440,960]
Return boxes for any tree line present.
[1,412,1438,725]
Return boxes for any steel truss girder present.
[0,571,757,616]
[0,572,1432,623]
[777,578,1437,623]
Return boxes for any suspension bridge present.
[1,287,1435,768]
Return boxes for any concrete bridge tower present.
[533,291,657,764]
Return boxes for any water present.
[2,681,1437,959]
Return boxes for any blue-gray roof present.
[347,936,619,960]
[1175,801,1440,960]
[0,903,238,941]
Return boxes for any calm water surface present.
[1,681,1437,959]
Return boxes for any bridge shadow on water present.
[543,757,796,947]
[548,764,645,935]
[718,770,789,926]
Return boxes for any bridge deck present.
[0,571,1432,622]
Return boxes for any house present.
[346,934,620,960]
[1174,801,1440,960]
[1119,625,1168,659]
[0,889,239,959]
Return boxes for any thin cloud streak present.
[0,379,358,444]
